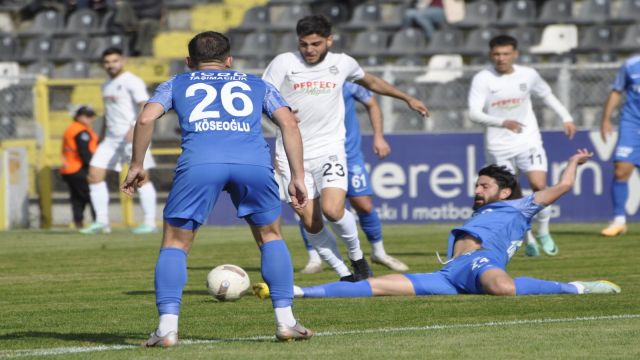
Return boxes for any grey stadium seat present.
[61,8,100,35]
[0,33,17,61]
[18,36,56,63]
[269,4,311,32]
[235,31,276,58]
[573,0,611,25]
[342,2,381,30]
[53,60,91,79]
[19,9,64,36]
[233,6,270,32]
[535,0,573,25]
[424,28,464,55]
[574,25,616,53]
[386,27,427,56]
[350,30,389,57]
[24,61,54,77]
[454,0,498,29]
[89,34,129,61]
[459,27,498,56]
[611,0,640,24]
[52,36,91,62]
[496,0,536,27]
[507,27,540,52]
[613,24,640,53]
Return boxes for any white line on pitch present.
[1,314,639,359]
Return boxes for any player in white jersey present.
[80,47,158,235]
[263,15,428,281]
[468,35,576,257]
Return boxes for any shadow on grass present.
[124,290,210,296]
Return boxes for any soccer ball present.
[206,264,251,301]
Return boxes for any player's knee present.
[322,206,344,222]
[614,164,633,180]
[351,199,373,214]
[485,280,516,296]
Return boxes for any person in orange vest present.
[60,106,98,229]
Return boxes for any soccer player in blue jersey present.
[121,31,312,346]
[255,150,621,299]
[299,82,409,274]
[600,56,640,237]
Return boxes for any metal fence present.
[0,75,37,140]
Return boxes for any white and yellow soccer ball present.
[206,264,251,301]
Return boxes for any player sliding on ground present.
[254,149,621,299]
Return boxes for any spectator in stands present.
[66,0,114,15]
[20,0,66,20]
[112,0,162,56]
[402,0,447,40]
[60,106,98,229]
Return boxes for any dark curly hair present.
[478,164,522,199]
[296,15,332,38]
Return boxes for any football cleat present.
[350,257,373,281]
[132,224,158,234]
[142,331,178,348]
[371,254,409,272]
[572,280,621,294]
[600,223,627,237]
[300,261,323,274]
[79,222,111,235]
[252,282,270,300]
[524,232,540,257]
[276,322,314,341]
[536,234,559,256]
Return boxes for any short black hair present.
[296,15,331,38]
[489,35,518,50]
[188,31,231,65]
[74,105,96,119]
[101,47,123,59]
[478,164,522,200]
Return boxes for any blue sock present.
[155,247,188,315]
[612,180,628,217]
[514,277,578,295]
[358,210,383,244]
[260,240,294,308]
[298,221,313,251]
[302,280,373,298]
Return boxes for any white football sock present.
[138,182,157,227]
[329,210,364,261]
[293,286,304,298]
[536,206,551,237]
[305,227,351,278]
[568,282,585,294]
[157,314,178,336]
[89,181,109,225]
[274,306,296,327]
[307,248,321,264]
[370,240,387,258]
[613,215,626,225]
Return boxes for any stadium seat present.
[19,9,64,36]
[52,36,91,62]
[516,52,541,64]
[269,4,311,32]
[377,2,406,30]
[613,24,640,53]
[0,84,32,115]
[233,6,270,32]
[342,2,381,30]
[610,0,640,24]
[89,34,129,61]
[459,27,498,56]
[0,61,18,90]
[315,2,350,24]
[454,0,499,29]
[386,27,427,56]
[0,12,14,32]
[529,24,577,55]
[276,32,297,54]
[586,52,617,63]
[152,32,197,59]
[394,55,426,66]
[191,4,246,32]
[24,60,54,77]
[0,33,17,61]
[424,28,464,55]
[61,8,100,35]
[574,25,615,53]
[350,30,389,57]
[18,36,56,63]
[53,60,90,79]
[329,32,349,53]
[235,31,276,57]
[573,0,611,25]
[496,0,536,27]
[415,54,463,83]
[535,0,573,25]
[507,27,540,52]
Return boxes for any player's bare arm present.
[120,102,164,196]
[502,119,525,133]
[271,106,307,209]
[356,73,429,117]
[363,96,390,159]
[533,149,592,206]
[600,91,623,142]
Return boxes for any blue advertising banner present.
[205,130,639,225]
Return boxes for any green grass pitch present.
[1,223,639,359]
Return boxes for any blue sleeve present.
[611,64,627,92]
[350,82,373,104]
[504,194,545,221]
[262,81,290,118]
[148,78,174,112]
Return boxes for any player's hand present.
[600,120,613,143]
[407,97,429,118]
[502,119,524,133]
[563,122,577,140]
[288,178,308,209]
[120,165,148,196]
[570,148,593,165]
[373,135,390,159]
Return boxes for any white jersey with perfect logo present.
[468,65,551,157]
[102,71,149,138]
[262,51,365,158]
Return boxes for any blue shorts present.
[614,120,640,166]
[404,250,503,295]
[164,164,281,230]
[346,155,374,197]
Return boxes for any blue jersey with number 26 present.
[149,70,288,171]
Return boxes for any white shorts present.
[90,136,156,172]
[276,146,348,202]
[486,145,548,174]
